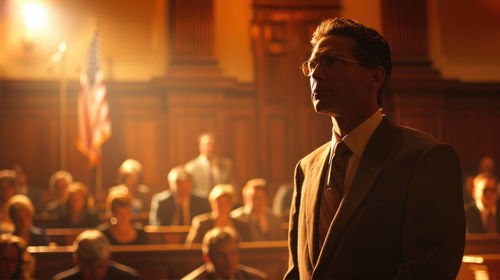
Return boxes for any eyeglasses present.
[300,54,365,76]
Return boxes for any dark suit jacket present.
[52,261,138,280]
[285,118,465,280]
[181,264,266,280]
[149,190,210,226]
[185,213,251,244]
[231,207,285,241]
[465,201,500,233]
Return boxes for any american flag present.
[76,31,111,168]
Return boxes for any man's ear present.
[371,65,385,90]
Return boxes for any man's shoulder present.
[107,261,139,279]
[300,141,331,165]
[192,212,212,224]
[236,264,267,280]
[52,266,80,280]
[185,157,202,169]
[152,190,173,203]
[181,265,213,280]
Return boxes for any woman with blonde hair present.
[186,184,250,244]
[57,182,99,228]
[97,188,149,245]
[45,170,73,215]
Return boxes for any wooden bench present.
[45,225,191,245]
[29,241,289,280]
[33,212,150,228]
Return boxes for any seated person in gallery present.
[45,170,73,215]
[149,165,210,226]
[186,184,250,244]
[181,227,266,280]
[5,194,49,246]
[0,233,34,280]
[57,182,100,228]
[52,229,138,280]
[108,159,150,213]
[97,188,149,245]
[465,172,500,233]
[231,178,285,241]
[0,170,17,231]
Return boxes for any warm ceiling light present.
[23,3,45,30]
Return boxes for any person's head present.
[49,170,73,199]
[0,170,17,205]
[303,17,392,118]
[473,173,498,209]
[479,156,496,174]
[106,188,132,226]
[117,159,143,188]
[73,229,111,280]
[198,132,217,158]
[61,182,92,216]
[0,233,34,280]
[5,195,34,234]
[167,165,193,200]
[208,184,235,218]
[242,178,268,216]
[202,227,240,279]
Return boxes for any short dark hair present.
[311,17,392,107]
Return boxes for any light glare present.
[23,3,45,30]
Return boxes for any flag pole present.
[58,42,68,170]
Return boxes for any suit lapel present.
[314,118,399,273]
[305,143,331,265]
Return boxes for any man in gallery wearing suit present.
[284,18,465,279]
[465,172,500,233]
[185,132,238,199]
[149,165,210,226]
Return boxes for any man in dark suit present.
[149,165,210,226]
[285,18,465,279]
[465,172,499,233]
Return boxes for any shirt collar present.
[331,109,383,158]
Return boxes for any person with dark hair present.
[285,17,464,279]
[97,188,149,245]
[185,132,238,199]
[57,182,100,228]
[149,165,210,226]
[52,229,138,280]
[108,159,151,213]
[0,233,34,280]
[182,227,266,280]
[465,173,500,233]
[5,194,49,246]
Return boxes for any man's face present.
[211,195,232,217]
[199,135,216,157]
[208,240,239,279]
[78,258,108,280]
[56,178,69,198]
[474,178,498,209]
[308,35,377,118]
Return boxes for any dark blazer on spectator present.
[231,207,285,241]
[149,190,210,226]
[97,222,149,245]
[465,201,500,233]
[181,264,266,280]
[52,261,138,280]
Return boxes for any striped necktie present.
[318,141,351,247]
